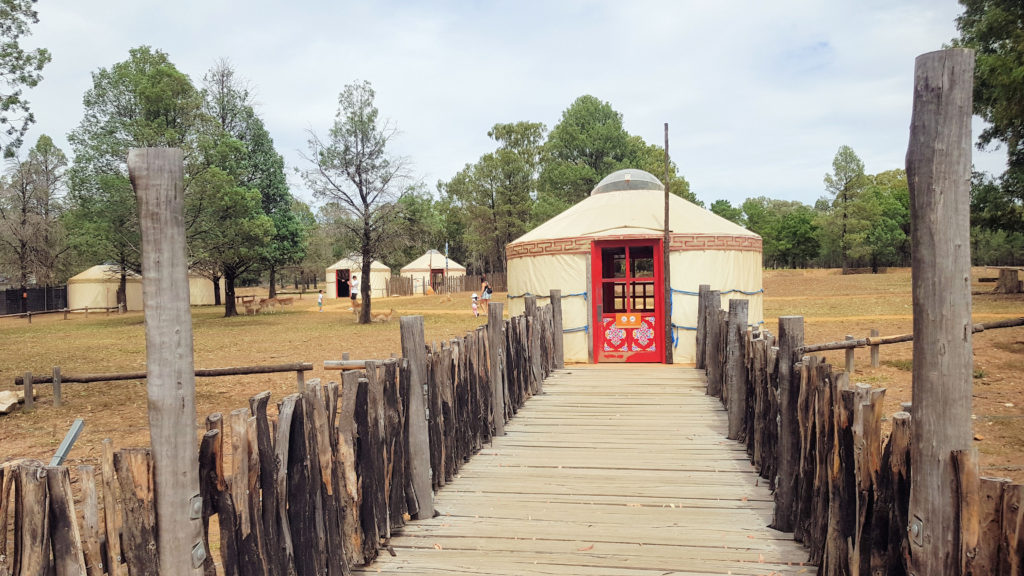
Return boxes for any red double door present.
[592,240,665,363]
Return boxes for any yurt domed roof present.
[591,169,664,195]
[511,172,759,245]
[401,250,466,273]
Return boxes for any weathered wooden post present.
[696,284,710,369]
[549,289,564,369]
[996,268,1021,293]
[488,303,506,436]
[870,329,880,368]
[23,371,33,411]
[52,366,62,407]
[399,315,434,519]
[705,290,722,396]
[129,147,205,575]
[774,315,804,532]
[845,335,855,374]
[725,299,749,440]
[524,294,542,393]
[905,48,976,576]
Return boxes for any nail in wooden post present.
[129,147,205,575]
[774,315,804,532]
[488,303,506,436]
[52,366,62,407]
[23,371,33,411]
[399,315,433,519]
[725,299,749,440]
[906,48,976,576]
[549,290,564,369]
[870,329,880,368]
[845,335,855,374]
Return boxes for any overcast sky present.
[21,0,1006,208]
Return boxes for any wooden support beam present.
[870,329,879,368]
[52,366,62,407]
[129,147,205,575]
[695,284,710,370]
[774,315,804,533]
[905,48,976,576]
[549,290,564,369]
[400,315,433,519]
[488,303,505,436]
[22,371,32,411]
[725,299,748,441]
[845,335,855,374]
[705,290,721,396]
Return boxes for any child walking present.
[471,293,480,317]
[317,289,324,312]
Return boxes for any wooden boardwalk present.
[356,365,812,575]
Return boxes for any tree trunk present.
[359,251,371,324]
[268,266,277,299]
[213,275,222,306]
[224,269,238,317]
[118,266,128,309]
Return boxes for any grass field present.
[1,268,1022,481]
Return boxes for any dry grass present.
[1,268,1022,481]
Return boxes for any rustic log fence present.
[0,304,559,575]
[698,292,1024,575]
[0,305,123,323]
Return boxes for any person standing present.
[472,293,480,317]
[480,275,492,307]
[349,275,359,309]
[317,289,324,312]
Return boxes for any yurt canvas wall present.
[325,256,391,299]
[188,275,225,306]
[506,169,762,365]
[400,250,466,294]
[67,265,144,311]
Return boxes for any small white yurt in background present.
[506,169,763,365]
[400,250,467,294]
[325,256,391,299]
[68,265,226,310]
[67,265,143,311]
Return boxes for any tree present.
[0,135,68,285]
[624,135,701,206]
[0,0,51,157]
[710,199,744,225]
[823,145,867,272]
[846,183,908,272]
[741,197,819,268]
[956,0,1024,230]
[66,46,204,306]
[301,80,411,324]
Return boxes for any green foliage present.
[710,199,744,225]
[821,145,868,269]
[741,197,820,268]
[0,0,51,157]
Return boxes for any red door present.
[592,241,664,363]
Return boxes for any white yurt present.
[400,250,467,294]
[68,265,225,310]
[506,169,763,365]
[325,256,391,299]
[67,265,143,311]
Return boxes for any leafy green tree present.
[956,0,1024,231]
[0,135,68,285]
[624,135,700,206]
[741,197,819,268]
[301,80,411,323]
[0,0,51,157]
[822,145,867,271]
[710,199,745,225]
[847,183,908,271]
[65,46,204,306]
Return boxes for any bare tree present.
[301,80,411,323]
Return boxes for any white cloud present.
[20,0,1006,208]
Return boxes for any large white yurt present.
[68,265,225,310]
[506,169,762,365]
[325,256,391,299]
[400,250,467,294]
[68,265,143,311]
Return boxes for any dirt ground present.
[1,268,1022,481]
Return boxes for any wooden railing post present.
[696,284,710,369]
[487,303,506,436]
[774,315,804,532]
[725,299,748,441]
[870,329,880,368]
[52,366,62,407]
[705,290,722,396]
[129,147,205,575]
[845,335,855,374]
[399,315,433,519]
[906,47,976,576]
[549,290,564,369]
[23,371,33,411]
[524,295,542,394]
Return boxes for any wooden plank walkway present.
[356,365,813,575]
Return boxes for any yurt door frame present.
[336,269,350,298]
[591,239,665,363]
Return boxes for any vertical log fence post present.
[906,48,976,576]
[774,315,804,532]
[487,303,506,436]
[52,366,62,407]
[23,371,33,411]
[524,294,542,394]
[705,290,722,396]
[549,290,564,369]
[870,329,880,368]
[129,147,205,575]
[845,335,855,374]
[399,315,434,519]
[725,299,749,440]
[695,284,710,370]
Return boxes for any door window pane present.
[602,282,627,313]
[631,281,656,311]
[630,246,654,278]
[602,248,626,278]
